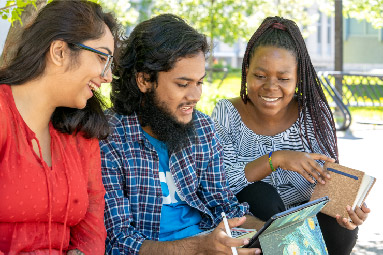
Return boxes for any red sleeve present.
[68,138,106,255]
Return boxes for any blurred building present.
[213,14,383,72]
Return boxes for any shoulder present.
[212,98,237,118]
[0,85,11,113]
[62,129,100,150]
[104,110,129,130]
[77,135,100,154]
[211,98,242,130]
[193,110,215,131]
[191,111,223,156]
[104,110,140,139]
[192,110,221,143]
[0,85,12,146]
[99,110,141,154]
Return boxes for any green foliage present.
[0,0,37,25]
[349,107,383,121]
[96,0,142,27]
[152,0,253,45]
[318,0,383,29]
[344,0,383,28]
[151,0,322,45]
[0,0,141,27]
[197,70,240,115]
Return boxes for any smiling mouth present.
[260,96,279,102]
[181,105,194,111]
[88,81,99,91]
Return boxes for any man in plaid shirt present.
[100,14,263,255]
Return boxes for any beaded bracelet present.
[268,151,276,172]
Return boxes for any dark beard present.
[139,90,196,152]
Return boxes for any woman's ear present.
[136,72,152,93]
[48,40,67,67]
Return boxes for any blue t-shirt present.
[143,130,203,241]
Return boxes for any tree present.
[152,0,321,81]
[0,0,47,67]
[0,0,41,25]
[0,0,141,67]
[2,0,382,69]
[318,0,383,29]
[152,0,253,80]
[344,0,383,28]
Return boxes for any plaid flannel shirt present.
[100,110,249,254]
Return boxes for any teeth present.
[261,96,278,102]
[88,81,98,91]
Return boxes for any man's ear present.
[136,72,153,93]
[48,40,67,67]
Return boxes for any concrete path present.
[336,123,383,255]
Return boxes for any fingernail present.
[363,202,367,207]
[243,239,249,245]
[321,179,325,184]
[327,174,331,178]
[255,249,261,254]
[347,205,351,211]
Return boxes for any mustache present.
[178,102,197,108]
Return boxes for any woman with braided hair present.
[211,16,370,254]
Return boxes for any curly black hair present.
[111,14,209,116]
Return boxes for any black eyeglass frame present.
[72,43,113,77]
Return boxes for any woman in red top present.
[0,1,120,254]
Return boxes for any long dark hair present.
[0,0,121,139]
[241,16,338,161]
[111,14,209,115]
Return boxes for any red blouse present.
[0,85,106,255]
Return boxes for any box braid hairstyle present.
[240,16,338,161]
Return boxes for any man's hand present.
[199,216,261,255]
[140,216,262,255]
[336,203,370,230]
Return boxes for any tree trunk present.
[334,0,343,95]
[0,0,47,68]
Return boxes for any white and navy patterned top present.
[211,99,331,209]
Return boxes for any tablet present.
[243,196,329,249]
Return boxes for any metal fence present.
[317,72,383,130]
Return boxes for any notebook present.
[243,197,329,255]
[310,162,376,219]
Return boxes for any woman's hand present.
[336,203,370,230]
[200,216,261,255]
[273,151,335,184]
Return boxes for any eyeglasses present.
[72,43,114,77]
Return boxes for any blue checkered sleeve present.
[101,134,147,255]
